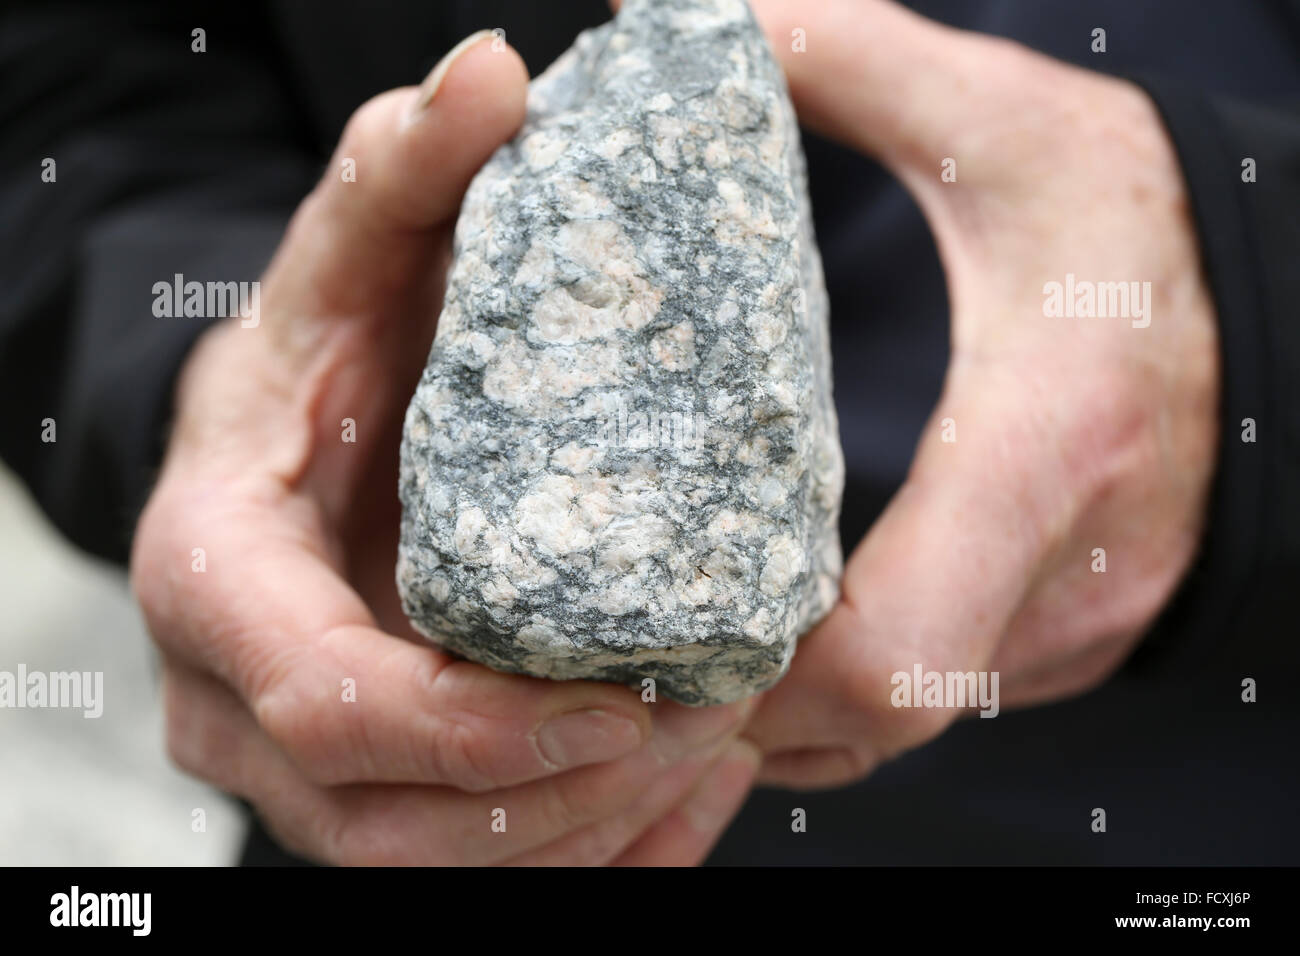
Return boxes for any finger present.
[265,31,528,326]
[501,723,749,865]
[334,699,754,865]
[755,633,1132,790]
[757,629,1135,793]
[615,0,999,174]
[314,703,750,865]
[610,739,760,866]
[136,494,653,791]
[747,476,1034,756]
[163,659,753,865]
[746,377,1065,777]
[992,630,1135,709]
[160,658,352,863]
[757,744,876,791]
[754,0,1026,176]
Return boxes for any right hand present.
[130,32,758,866]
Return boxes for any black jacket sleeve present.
[1131,78,1300,674]
[0,1,318,563]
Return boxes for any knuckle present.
[540,770,608,837]
[239,761,360,866]
[427,715,498,793]
[826,745,877,784]
[893,701,955,754]
[160,671,247,797]
[252,665,344,786]
[327,800,449,867]
[262,805,340,866]
[128,496,186,639]
[423,660,508,791]
[854,667,957,758]
[336,90,406,179]
[547,818,629,867]
[339,89,397,151]
[161,683,203,778]
[327,817,382,866]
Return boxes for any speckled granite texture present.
[397,0,844,704]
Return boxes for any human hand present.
[740,0,1219,786]
[131,32,759,864]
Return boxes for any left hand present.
[132,33,759,864]
[741,0,1219,787]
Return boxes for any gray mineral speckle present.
[397,0,844,705]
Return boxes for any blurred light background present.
[0,464,244,864]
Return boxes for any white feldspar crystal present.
[397,0,844,704]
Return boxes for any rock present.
[397,0,844,705]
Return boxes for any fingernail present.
[680,739,761,833]
[649,696,756,763]
[412,30,495,115]
[536,708,645,769]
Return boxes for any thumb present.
[605,0,1003,182]
[747,370,1061,784]
[264,31,529,330]
[190,32,528,517]
[753,0,1022,179]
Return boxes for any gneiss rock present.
[397,0,844,705]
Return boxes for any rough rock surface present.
[397,0,844,705]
